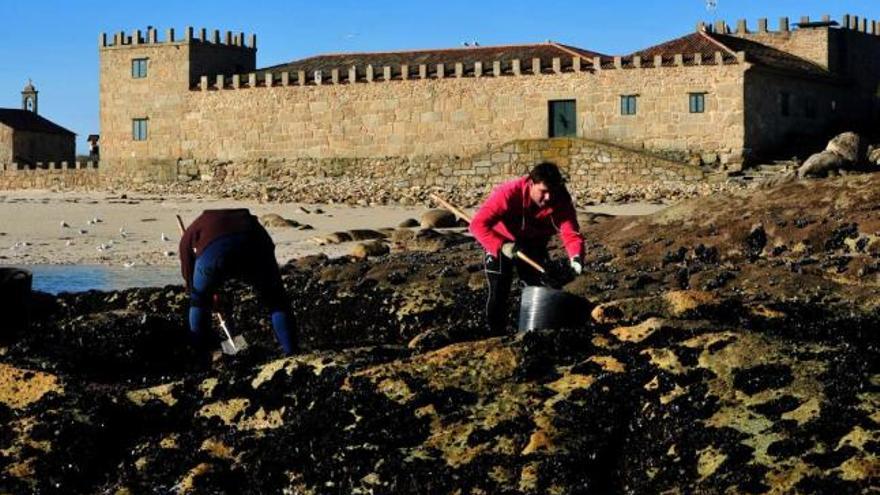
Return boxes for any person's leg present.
[189,249,222,353]
[244,245,298,355]
[485,252,514,335]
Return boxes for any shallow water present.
[12,264,179,294]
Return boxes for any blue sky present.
[0,0,876,153]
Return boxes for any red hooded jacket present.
[469,176,584,258]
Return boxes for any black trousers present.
[484,245,548,335]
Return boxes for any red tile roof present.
[245,30,834,83]
[259,43,607,78]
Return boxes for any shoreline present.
[0,189,668,268]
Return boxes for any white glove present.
[570,256,584,275]
[500,242,518,259]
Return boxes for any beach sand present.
[0,189,666,267]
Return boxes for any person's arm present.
[554,198,584,259]
[179,227,195,292]
[469,185,513,256]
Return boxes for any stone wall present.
[99,28,255,164]
[13,131,75,165]
[831,28,880,125]
[100,41,190,162]
[0,162,101,190]
[0,125,12,163]
[102,138,704,198]
[743,70,847,160]
[172,63,745,166]
[727,19,831,69]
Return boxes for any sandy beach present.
[0,189,667,267]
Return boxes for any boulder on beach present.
[798,150,846,178]
[825,131,861,163]
[420,209,458,229]
[347,229,387,241]
[259,213,299,228]
[351,240,390,259]
[398,218,420,228]
[867,145,880,166]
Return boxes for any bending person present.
[469,162,585,335]
[179,209,298,355]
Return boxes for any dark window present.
[780,92,791,117]
[132,58,148,78]
[132,119,148,141]
[689,93,706,113]
[548,99,576,137]
[620,95,637,115]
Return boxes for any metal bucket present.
[518,286,589,332]
[0,267,32,334]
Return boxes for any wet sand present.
[0,189,667,267]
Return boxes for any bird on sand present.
[160,233,170,242]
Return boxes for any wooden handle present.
[175,214,186,234]
[429,193,546,274]
[429,193,472,223]
[515,252,546,274]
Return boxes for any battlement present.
[99,27,257,50]
[699,14,880,36]
[1,161,99,171]
[191,51,742,91]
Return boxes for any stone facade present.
[93,14,880,188]
[102,138,703,189]
[178,65,745,164]
[0,162,100,190]
[99,28,254,163]
[11,131,76,166]
[0,124,12,163]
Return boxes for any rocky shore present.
[116,169,751,208]
[1,175,878,493]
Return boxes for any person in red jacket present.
[469,162,585,335]
[179,209,297,355]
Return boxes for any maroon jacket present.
[179,209,273,290]
[469,176,584,258]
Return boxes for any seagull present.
[93,217,102,223]
[65,240,73,247]
[86,219,95,225]
[160,233,170,242]
[163,250,175,257]
[60,221,69,228]
[79,229,88,235]
[123,261,135,268]
[96,244,105,252]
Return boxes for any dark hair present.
[528,162,565,188]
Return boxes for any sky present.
[0,0,877,153]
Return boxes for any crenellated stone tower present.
[98,27,255,174]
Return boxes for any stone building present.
[0,81,76,167]
[98,14,880,184]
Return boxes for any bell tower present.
[21,79,38,114]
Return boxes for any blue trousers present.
[189,232,296,354]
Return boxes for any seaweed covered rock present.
[1,175,879,493]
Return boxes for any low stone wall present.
[0,162,102,190]
[3,138,717,205]
[98,138,709,205]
